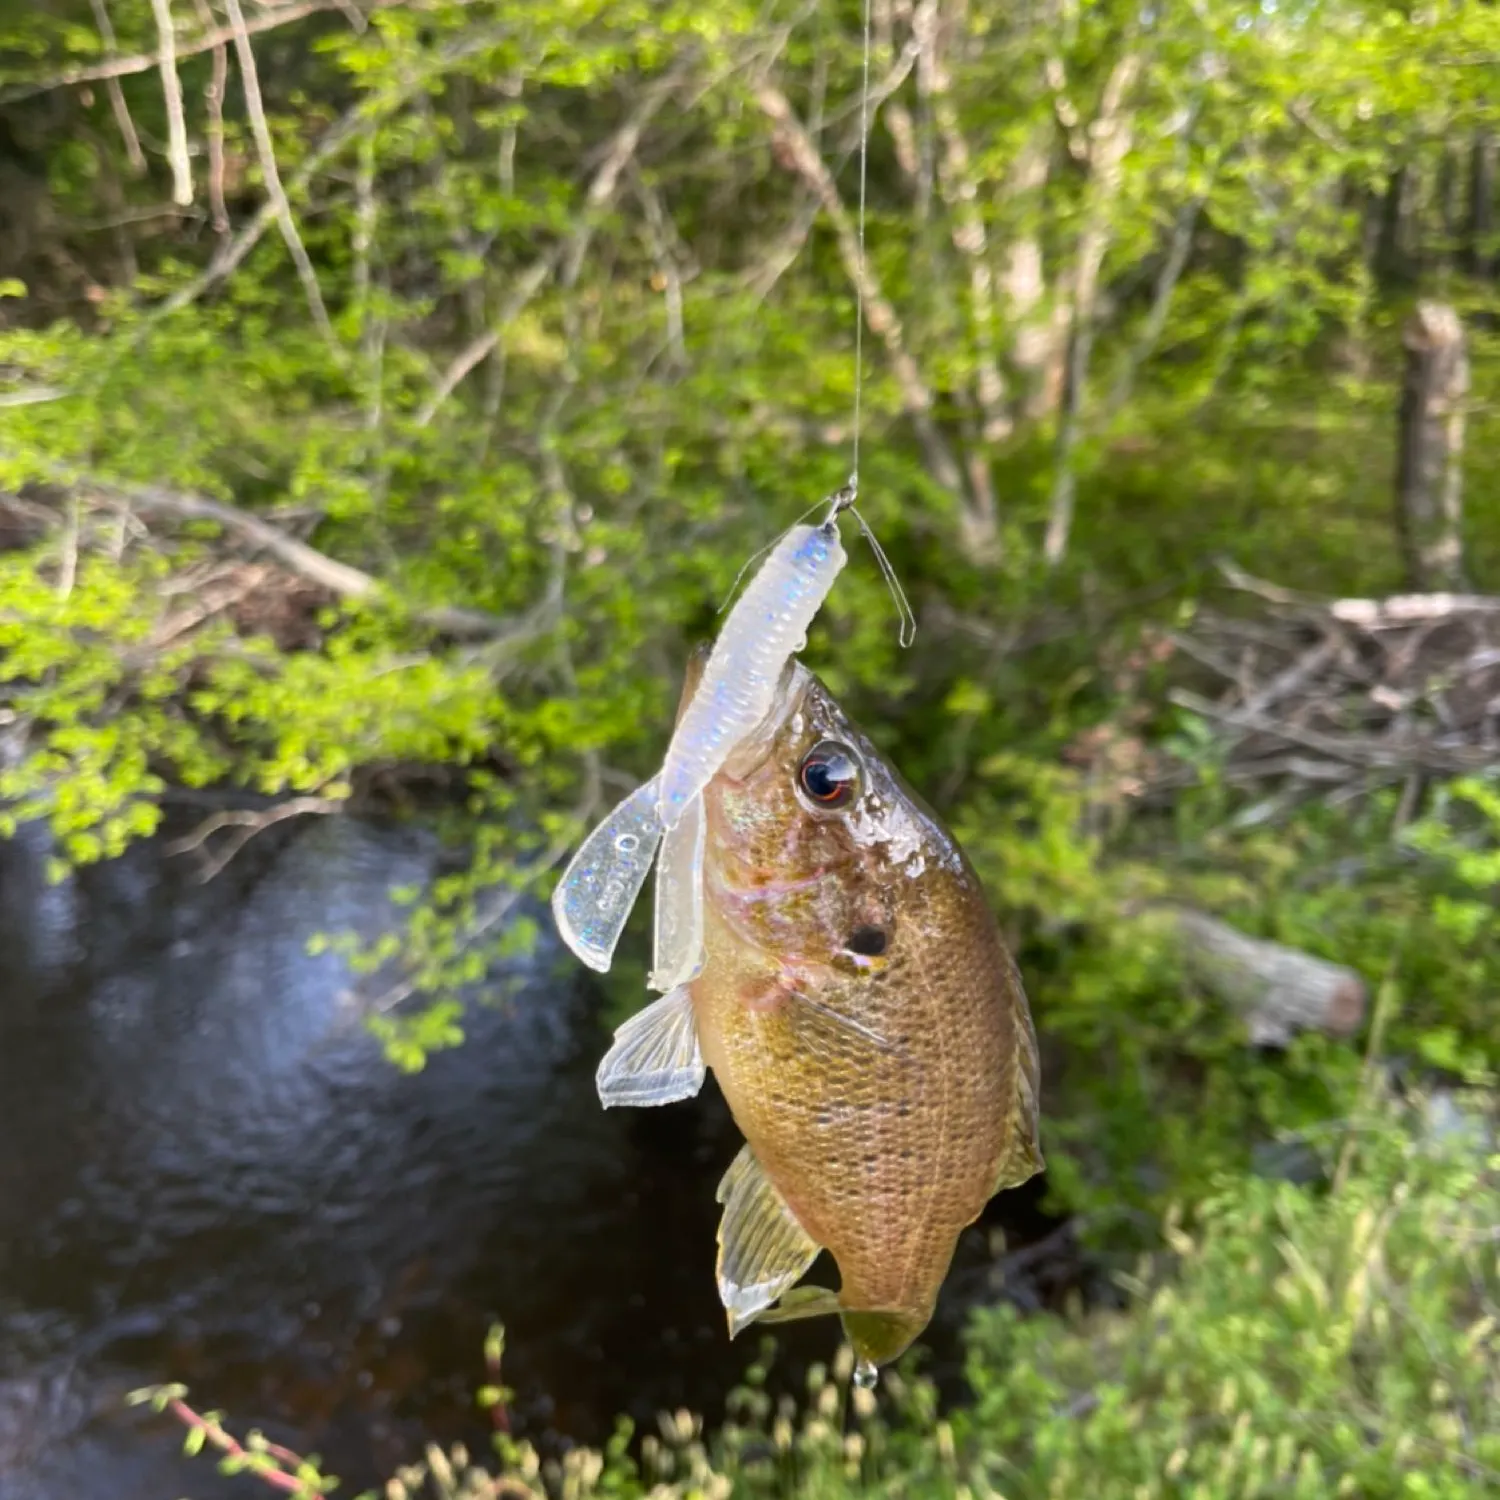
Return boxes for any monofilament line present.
[849,0,873,491]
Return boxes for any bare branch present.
[1044,50,1142,567]
[147,24,507,328]
[222,0,339,350]
[919,0,1009,466]
[88,0,146,174]
[148,0,194,206]
[743,35,920,303]
[190,0,230,234]
[166,795,344,881]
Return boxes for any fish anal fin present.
[715,1145,820,1336]
[595,985,704,1109]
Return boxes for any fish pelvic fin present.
[751,1285,842,1325]
[595,984,705,1109]
[715,1145,821,1337]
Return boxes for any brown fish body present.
[684,657,1041,1367]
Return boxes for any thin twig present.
[222,0,340,350]
[166,795,344,881]
[148,0,194,206]
[757,79,980,544]
[88,0,147,174]
[164,1399,306,1494]
[417,59,692,425]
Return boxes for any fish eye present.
[797,740,861,810]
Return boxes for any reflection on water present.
[0,813,1054,1498]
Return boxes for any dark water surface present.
[0,814,1056,1500]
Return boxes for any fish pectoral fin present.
[551,775,665,974]
[749,1285,842,1325]
[595,984,705,1109]
[781,987,909,1064]
[715,1145,821,1336]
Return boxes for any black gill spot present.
[847,925,888,957]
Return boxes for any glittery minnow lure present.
[550,493,852,976]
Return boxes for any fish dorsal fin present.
[650,791,705,992]
[595,984,705,1109]
[994,966,1045,1193]
[551,775,665,974]
[715,1145,821,1335]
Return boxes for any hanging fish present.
[595,648,1043,1376]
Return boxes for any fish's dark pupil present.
[847,925,887,957]
[798,742,859,806]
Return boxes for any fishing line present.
[720,0,916,650]
[844,0,917,649]
[849,0,873,489]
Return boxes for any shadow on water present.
[0,813,1061,1500]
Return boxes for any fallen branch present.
[16,456,534,642]
[1169,689,1491,775]
[1153,905,1367,1046]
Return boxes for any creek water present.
[0,812,1057,1499]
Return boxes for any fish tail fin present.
[839,1307,928,1370]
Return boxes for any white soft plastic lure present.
[551,499,851,975]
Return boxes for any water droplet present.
[615,832,640,854]
[852,1359,878,1390]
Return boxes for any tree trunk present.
[1374,162,1414,286]
[1395,300,1468,591]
